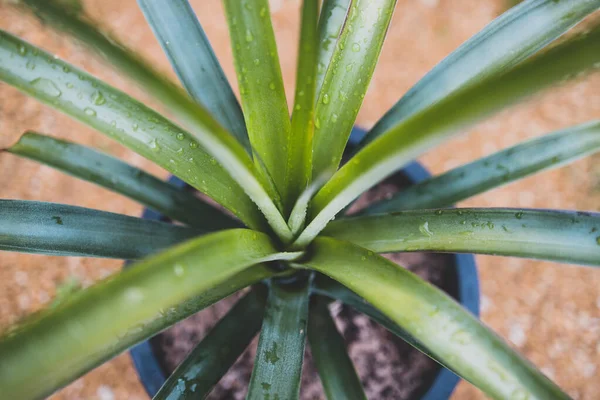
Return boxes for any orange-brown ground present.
[0,0,598,399]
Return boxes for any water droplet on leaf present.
[149,139,160,152]
[92,91,106,105]
[30,78,62,98]
[419,221,433,237]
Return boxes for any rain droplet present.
[173,264,185,277]
[260,7,267,17]
[84,107,96,116]
[450,330,471,345]
[25,61,35,70]
[30,78,62,98]
[245,29,254,42]
[510,388,530,400]
[132,123,139,131]
[269,82,276,90]
[189,141,199,149]
[176,133,185,141]
[254,58,260,65]
[419,221,433,237]
[92,91,106,105]
[352,43,361,52]
[515,212,524,219]
[322,93,330,104]
[331,113,338,123]
[125,287,144,303]
[210,158,217,165]
[149,139,160,152]
[18,45,27,56]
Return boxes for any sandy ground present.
[0,0,598,399]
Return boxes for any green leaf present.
[286,0,320,213]
[0,30,267,231]
[325,208,600,267]
[137,0,250,151]
[6,132,240,230]
[153,288,267,400]
[247,279,311,400]
[315,0,351,96]
[362,120,600,214]
[359,0,600,148]
[15,0,249,151]
[308,296,366,400]
[294,23,600,248]
[302,238,569,400]
[311,0,398,178]
[0,229,302,399]
[53,0,83,14]
[0,200,200,259]
[223,0,292,207]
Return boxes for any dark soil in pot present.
[150,174,458,400]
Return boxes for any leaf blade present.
[315,0,351,96]
[295,23,600,247]
[325,208,600,267]
[286,0,320,213]
[0,200,199,259]
[303,238,569,400]
[0,229,301,399]
[223,0,292,207]
[6,132,240,230]
[137,0,250,150]
[153,288,267,400]
[360,0,600,147]
[362,120,600,214]
[247,279,311,400]
[308,297,366,400]
[311,0,398,178]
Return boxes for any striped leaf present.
[325,208,600,267]
[6,132,239,230]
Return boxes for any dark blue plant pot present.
[128,127,480,399]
